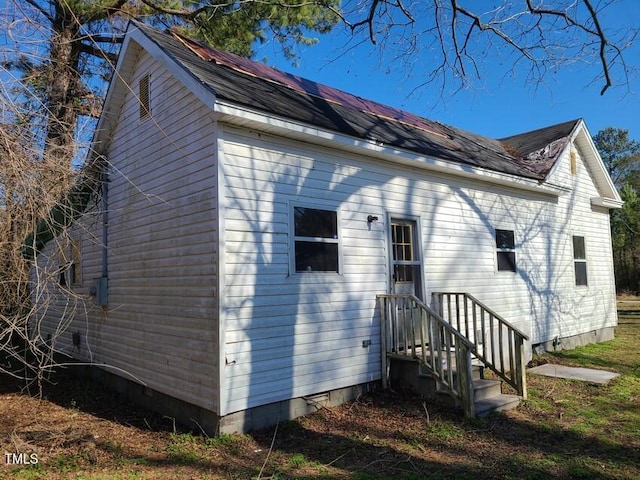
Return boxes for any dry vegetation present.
[0,302,639,480]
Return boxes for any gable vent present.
[570,147,577,175]
[139,74,150,120]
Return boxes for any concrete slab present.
[527,364,619,385]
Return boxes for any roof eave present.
[591,197,624,209]
[572,120,622,204]
[215,100,566,197]
[89,22,219,161]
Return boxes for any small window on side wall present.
[496,229,516,272]
[58,238,82,287]
[293,206,339,273]
[573,236,588,286]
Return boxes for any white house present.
[31,21,621,433]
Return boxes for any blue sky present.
[259,2,640,142]
[1,1,637,143]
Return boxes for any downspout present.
[102,172,108,280]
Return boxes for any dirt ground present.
[0,371,473,479]
[1,304,639,479]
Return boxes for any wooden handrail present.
[377,294,476,417]
[432,292,528,399]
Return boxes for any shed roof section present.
[134,23,578,181]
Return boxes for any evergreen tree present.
[3,0,340,170]
[594,128,640,292]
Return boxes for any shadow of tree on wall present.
[447,174,614,350]
[221,109,428,426]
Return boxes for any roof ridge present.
[133,23,563,181]
[168,28,450,139]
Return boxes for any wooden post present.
[514,337,527,399]
[378,296,389,390]
[457,344,475,418]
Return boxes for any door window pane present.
[392,224,413,261]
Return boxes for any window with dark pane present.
[293,207,339,272]
[392,224,413,262]
[496,229,516,272]
[294,207,337,238]
[394,264,414,282]
[573,236,588,286]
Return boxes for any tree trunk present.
[45,5,82,177]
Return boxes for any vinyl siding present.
[219,126,617,414]
[30,212,105,360]
[34,51,220,412]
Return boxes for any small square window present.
[293,207,339,273]
[496,229,516,272]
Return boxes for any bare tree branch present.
[582,0,611,95]
[138,0,215,19]
[452,1,534,62]
[24,0,54,24]
[339,0,634,97]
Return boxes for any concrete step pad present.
[475,394,521,417]
[473,379,502,402]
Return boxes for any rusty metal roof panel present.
[135,23,573,181]
[171,30,448,139]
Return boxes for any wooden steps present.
[471,378,521,416]
[389,356,522,416]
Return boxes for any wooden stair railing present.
[377,294,476,417]
[432,292,528,399]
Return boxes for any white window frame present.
[495,227,517,273]
[572,235,588,287]
[289,202,342,275]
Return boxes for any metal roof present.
[134,23,582,182]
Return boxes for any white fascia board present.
[591,197,624,209]
[214,101,567,197]
[87,35,140,159]
[126,25,218,111]
[571,121,622,203]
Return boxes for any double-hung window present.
[573,236,588,286]
[293,206,339,273]
[496,229,516,272]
